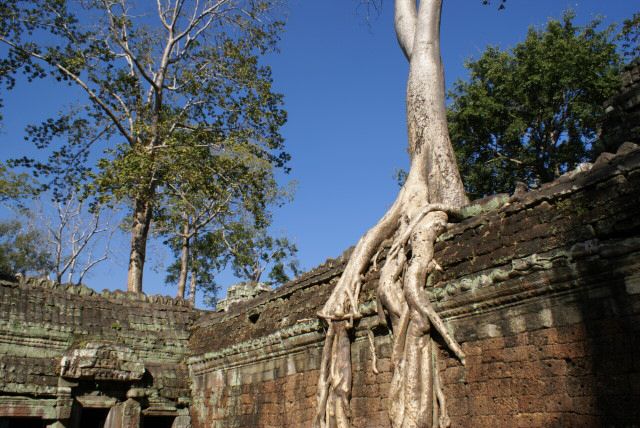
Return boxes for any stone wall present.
[187,144,640,427]
[2,72,639,427]
[601,60,640,153]
[0,280,198,427]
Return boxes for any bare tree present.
[37,196,117,285]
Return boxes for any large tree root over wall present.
[314,1,471,426]
[313,195,467,428]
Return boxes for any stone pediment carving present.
[60,342,145,381]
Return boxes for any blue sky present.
[1,0,637,307]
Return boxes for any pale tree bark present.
[314,1,467,427]
[176,220,191,299]
[187,227,202,305]
[126,198,153,293]
[188,261,197,305]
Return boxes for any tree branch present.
[0,37,135,146]
[101,0,158,89]
[394,0,418,60]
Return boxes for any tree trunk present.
[126,197,153,293]
[188,262,197,305]
[405,0,466,207]
[314,1,468,427]
[176,223,190,299]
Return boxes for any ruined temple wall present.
[601,60,640,152]
[188,145,640,427]
[0,281,199,421]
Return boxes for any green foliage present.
[157,125,295,301]
[448,12,622,198]
[618,12,639,62]
[1,0,288,199]
[223,221,299,286]
[0,219,53,278]
[0,1,290,290]
[164,229,227,304]
[0,161,38,202]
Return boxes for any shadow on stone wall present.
[558,146,640,426]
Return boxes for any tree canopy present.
[448,12,622,198]
[0,0,291,293]
[618,12,639,61]
[0,219,53,279]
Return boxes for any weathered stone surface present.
[217,282,272,312]
[600,60,640,153]
[1,74,639,426]
[187,145,640,427]
[0,280,199,425]
[60,342,145,381]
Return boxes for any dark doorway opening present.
[80,408,110,428]
[0,418,45,428]
[142,415,175,428]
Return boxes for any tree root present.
[314,202,466,428]
[314,321,352,428]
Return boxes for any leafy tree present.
[618,12,639,62]
[164,229,227,305]
[447,12,622,198]
[164,219,299,306]
[0,219,53,278]
[0,0,289,293]
[0,161,37,203]
[221,221,299,286]
[155,127,291,299]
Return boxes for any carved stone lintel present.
[60,342,144,381]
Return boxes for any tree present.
[0,219,53,279]
[164,219,299,306]
[221,221,299,285]
[618,12,639,62]
[165,229,227,305]
[38,195,116,285]
[0,161,37,203]
[154,126,292,300]
[312,1,516,427]
[448,12,622,198]
[0,0,289,293]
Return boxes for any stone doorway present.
[0,418,45,428]
[78,407,110,428]
[140,416,175,428]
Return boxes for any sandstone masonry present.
[1,63,639,428]
[187,144,640,428]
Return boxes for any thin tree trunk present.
[188,230,198,305]
[126,197,153,293]
[176,223,190,299]
[188,262,197,305]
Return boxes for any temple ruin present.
[0,63,639,428]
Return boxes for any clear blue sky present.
[1,0,637,307]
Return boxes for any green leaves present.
[0,161,38,202]
[448,11,622,198]
[0,219,53,278]
[618,13,639,62]
[1,1,291,293]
